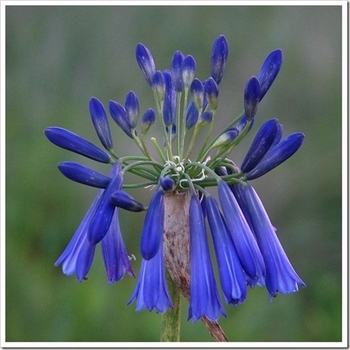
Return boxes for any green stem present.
[160,271,181,342]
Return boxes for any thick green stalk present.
[160,271,181,342]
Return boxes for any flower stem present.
[160,271,181,342]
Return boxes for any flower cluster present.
[45,34,305,322]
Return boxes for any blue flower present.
[55,189,134,283]
[257,49,283,101]
[217,181,265,286]
[140,188,165,260]
[89,97,113,151]
[44,126,111,163]
[241,184,306,298]
[136,42,156,86]
[205,195,247,306]
[245,132,305,180]
[128,242,173,313]
[210,34,229,84]
[188,193,226,322]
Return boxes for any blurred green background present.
[6,5,343,343]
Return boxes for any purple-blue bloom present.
[205,195,247,306]
[110,190,144,212]
[88,163,123,245]
[257,49,283,101]
[163,70,176,126]
[188,193,226,322]
[241,118,279,173]
[190,78,204,112]
[244,76,261,121]
[182,55,196,88]
[58,161,111,188]
[89,97,113,150]
[141,108,156,134]
[140,188,165,260]
[101,211,135,283]
[203,77,219,110]
[108,100,133,138]
[210,34,229,85]
[246,132,305,180]
[218,181,265,286]
[128,242,173,313]
[136,42,156,86]
[171,50,185,92]
[125,91,140,129]
[241,184,306,298]
[44,126,111,163]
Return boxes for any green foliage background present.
[6,5,343,343]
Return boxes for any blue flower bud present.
[88,164,123,244]
[210,34,229,85]
[257,49,283,101]
[89,97,113,150]
[135,42,156,86]
[44,127,111,163]
[108,100,133,138]
[159,176,176,192]
[241,119,278,173]
[246,132,305,180]
[198,111,213,126]
[141,108,156,134]
[171,50,185,92]
[211,127,239,148]
[182,55,196,88]
[140,188,165,260]
[110,190,144,212]
[204,77,219,110]
[190,78,204,112]
[125,91,139,129]
[163,70,176,126]
[152,70,165,102]
[244,77,260,121]
[185,99,199,129]
[58,161,111,188]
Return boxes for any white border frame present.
[1,1,348,349]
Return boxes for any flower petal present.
[188,193,226,322]
[205,195,247,305]
[127,243,172,313]
[242,184,306,298]
[218,181,265,286]
[140,189,165,260]
[101,210,135,283]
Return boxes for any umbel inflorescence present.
[45,35,305,322]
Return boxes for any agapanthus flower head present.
[46,34,305,326]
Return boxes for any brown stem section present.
[163,191,229,342]
[201,316,229,342]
